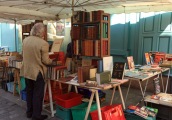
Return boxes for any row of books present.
[73,39,109,57]
[72,10,105,23]
[82,25,100,39]
[126,105,158,119]
[72,23,108,40]
[82,40,101,57]
[103,23,108,38]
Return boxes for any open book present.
[50,37,63,52]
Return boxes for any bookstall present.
[144,93,172,120]
[125,67,170,102]
[0,52,23,97]
[45,70,128,119]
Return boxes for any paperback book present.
[127,56,135,70]
[145,52,151,65]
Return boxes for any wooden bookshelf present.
[71,10,110,58]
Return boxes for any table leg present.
[143,79,149,96]
[138,81,144,98]
[125,80,132,102]
[47,79,55,117]
[68,84,72,92]
[74,86,78,93]
[43,81,47,102]
[84,90,95,120]
[160,72,165,92]
[118,85,126,109]
[110,86,116,105]
[95,90,102,120]
[165,69,170,93]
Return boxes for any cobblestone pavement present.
[0,89,61,120]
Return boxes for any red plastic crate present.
[90,104,125,120]
[56,92,82,108]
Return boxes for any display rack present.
[71,10,110,58]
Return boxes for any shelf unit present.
[71,10,110,58]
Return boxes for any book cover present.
[112,62,126,80]
[97,59,103,73]
[103,56,113,75]
[50,37,63,52]
[89,68,97,80]
[77,66,90,83]
[127,56,135,70]
[96,71,111,85]
[145,53,151,65]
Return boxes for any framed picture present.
[56,19,65,36]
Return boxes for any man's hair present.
[30,23,45,38]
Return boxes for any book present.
[96,71,111,85]
[50,37,63,52]
[77,66,91,83]
[103,56,113,75]
[127,56,135,70]
[145,53,151,65]
[89,68,97,81]
[97,59,103,73]
[134,107,148,119]
[112,62,126,80]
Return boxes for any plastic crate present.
[71,102,97,120]
[7,82,14,93]
[55,104,72,120]
[56,92,82,108]
[91,104,125,120]
[21,90,27,101]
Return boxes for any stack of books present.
[134,106,158,119]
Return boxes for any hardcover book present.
[127,56,135,70]
[77,66,91,83]
[96,71,111,85]
[112,62,126,80]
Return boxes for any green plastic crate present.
[55,104,72,120]
[71,102,97,120]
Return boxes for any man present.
[20,23,53,120]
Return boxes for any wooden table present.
[45,74,128,119]
[124,67,170,104]
[144,93,172,120]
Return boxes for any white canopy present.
[0,0,172,24]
